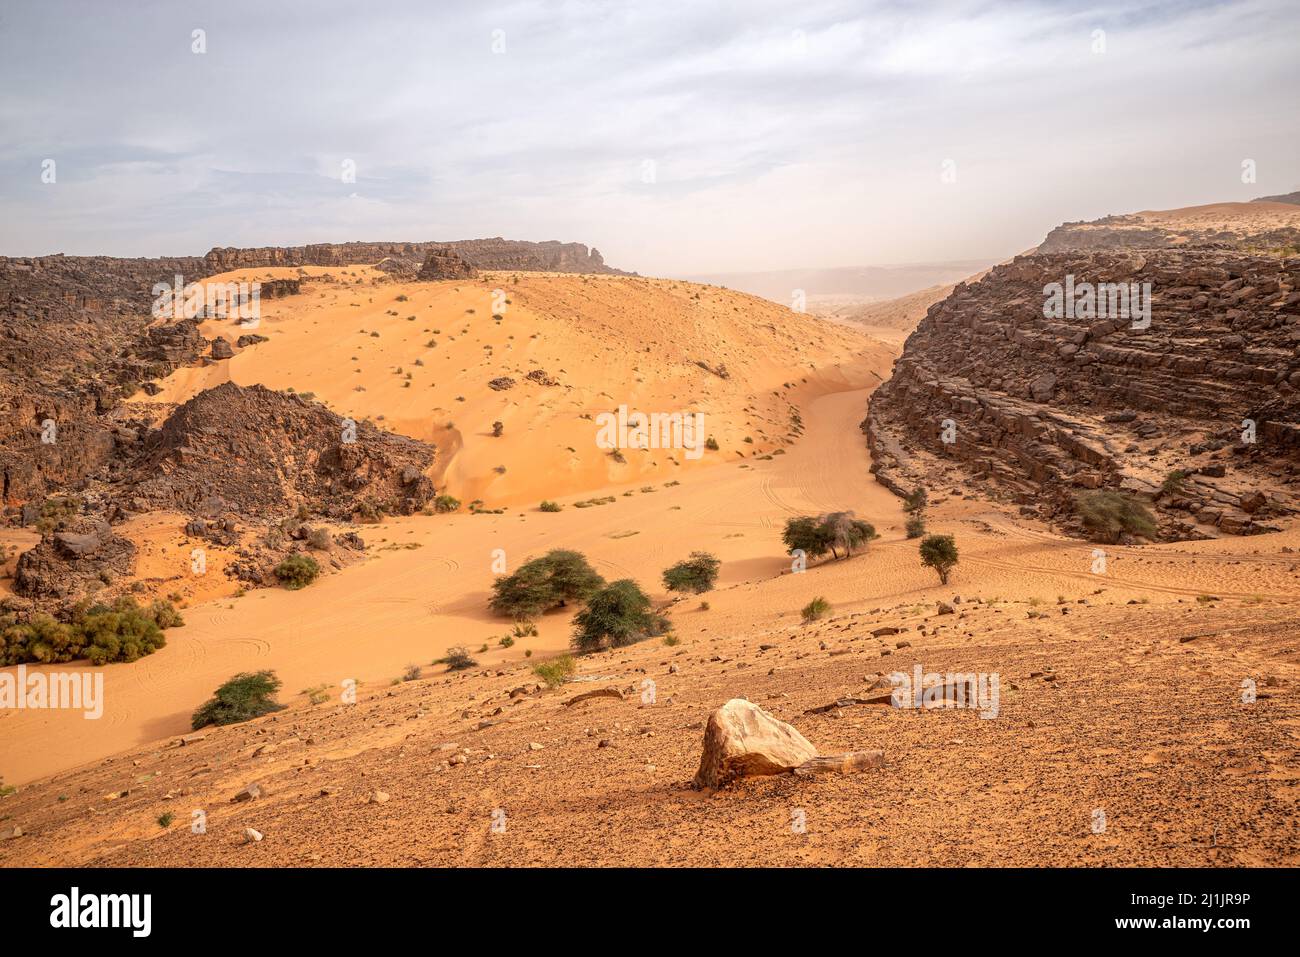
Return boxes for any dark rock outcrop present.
[866,239,1300,539]
[416,246,478,281]
[14,517,137,600]
[204,238,627,275]
[112,382,437,520]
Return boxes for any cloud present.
[0,0,1296,273]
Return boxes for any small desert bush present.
[538,500,562,512]
[1076,490,1158,543]
[274,554,320,590]
[532,655,577,688]
[905,513,927,539]
[307,527,333,550]
[801,596,831,622]
[441,646,478,671]
[301,683,330,706]
[191,670,284,730]
[433,495,461,513]
[402,663,422,681]
[661,551,720,594]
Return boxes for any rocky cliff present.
[866,202,1300,539]
[203,238,626,275]
[0,254,210,507]
[111,382,437,521]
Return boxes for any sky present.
[0,0,1297,276]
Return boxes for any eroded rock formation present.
[866,216,1300,539]
[112,382,437,521]
[204,238,626,275]
[416,246,478,280]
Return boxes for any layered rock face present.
[0,254,210,507]
[866,239,1300,539]
[416,246,478,280]
[14,518,137,601]
[204,238,625,275]
[111,382,437,521]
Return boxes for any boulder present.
[693,699,818,788]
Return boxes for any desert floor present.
[1,271,1297,866]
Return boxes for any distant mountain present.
[1253,191,1300,206]
[679,260,1000,306]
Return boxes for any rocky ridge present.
[866,206,1300,540]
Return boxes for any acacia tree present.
[823,512,878,558]
[782,516,832,561]
[571,579,665,652]
[489,549,606,620]
[662,551,721,593]
[783,513,877,562]
[919,534,959,584]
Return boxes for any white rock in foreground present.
[693,699,819,788]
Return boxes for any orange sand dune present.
[136,269,878,506]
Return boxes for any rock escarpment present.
[204,238,626,275]
[416,246,478,280]
[0,254,211,507]
[866,223,1300,539]
[111,382,437,521]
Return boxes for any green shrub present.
[0,595,182,666]
[79,598,168,665]
[919,534,959,584]
[533,655,577,688]
[662,551,721,593]
[783,516,833,561]
[571,579,662,652]
[191,670,283,729]
[147,599,185,629]
[1160,470,1188,496]
[490,550,605,620]
[538,500,562,512]
[274,554,320,590]
[903,487,928,513]
[0,614,78,666]
[905,513,926,539]
[1076,490,1158,543]
[434,494,461,513]
[442,646,478,671]
[824,512,877,557]
[34,496,81,535]
[801,596,831,622]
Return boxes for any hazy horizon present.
[1,0,1297,276]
